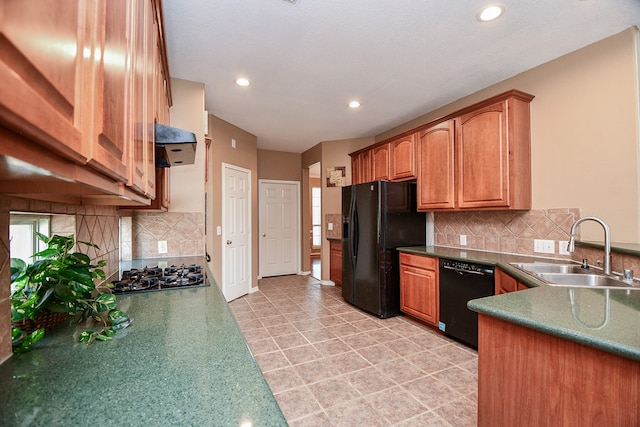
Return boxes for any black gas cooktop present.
[112,264,208,294]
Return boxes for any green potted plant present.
[10,232,131,353]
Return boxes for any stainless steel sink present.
[510,262,639,290]
[510,262,590,274]
[533,272,635,289]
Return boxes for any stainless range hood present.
[155,123,197,168]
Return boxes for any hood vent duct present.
[154,123,197,168]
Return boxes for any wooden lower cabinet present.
[495,268,529,294]
[399,253,438,326]
[329,240,342,286]
[478,314,640,426]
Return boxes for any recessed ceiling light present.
[348,101,361,109]
[235,78,250,87]
[477,5,504,22]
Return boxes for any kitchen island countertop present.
[0,260,286,426]
[398,246,640,361]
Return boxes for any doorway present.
[221,163,251,302]
[258,180,300,277]
[309,163,321,279]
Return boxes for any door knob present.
[226,240,232,245]
[262,233,266,237]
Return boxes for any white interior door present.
[259,180,300,277]
[222,164,251,301]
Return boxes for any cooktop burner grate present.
[112,264,208,294]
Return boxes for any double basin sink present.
[511,262,639,290]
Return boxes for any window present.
[311,187,321,247]
[9,214,50,262]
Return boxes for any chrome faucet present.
[567,216,611,275]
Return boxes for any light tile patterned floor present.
[228,275,478,426]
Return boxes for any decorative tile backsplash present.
[434,208,581,257]
[325,214,342,239]
[0,197,122,363]
[131,212,204,259]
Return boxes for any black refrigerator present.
[342,181,426,318]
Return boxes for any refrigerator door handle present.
[348,193,358,270]
[353,204,359,262]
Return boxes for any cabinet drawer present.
[400,253,437,270]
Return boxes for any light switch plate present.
[216,226,222,235]
[328,223,333,231]
[558,240,570,255]
[158,240,168,254]
[460,235,467,246]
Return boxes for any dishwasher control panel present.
[441,259,494,275]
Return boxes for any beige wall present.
[376,27,640,244]
[168,78,206,213]
[206,115,259,290]
[257,149,302,181]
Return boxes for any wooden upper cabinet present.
[417,121,455,210]
[416,90,533,211]
[0,0,88,163]
[0,0,171,205]
[390,134,416,181]
[351,149,371,184]
[86,0,130,184]
[371,143,390,181]
[456,94,533,210]
[456,101,509,209]
[351,154,361,185]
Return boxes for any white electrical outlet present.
[534,239,555,254]
[328,223,333,231]
[216,226,222,236]
[460,235,467,246]
[542,240,555,254]
[231,138,236,148]
[158,240,168,254]
[559,240,570,255]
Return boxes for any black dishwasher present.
[438,258,495,349]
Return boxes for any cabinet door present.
[495,268,517,294]
[0,0,88,163]
[329,240,342,286]
[390,134,416,181]
[350,155,360,185]
[127,0,153,195]
[360,150,372,183]
[456,101,509,209]
[85,0,130,183]
[399,253,439,326]
[417,120,455,210]
[371,143,390,181]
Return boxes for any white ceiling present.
[162,0,640,154]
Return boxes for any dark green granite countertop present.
[398,246,640,361]
[0,258,287,426]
